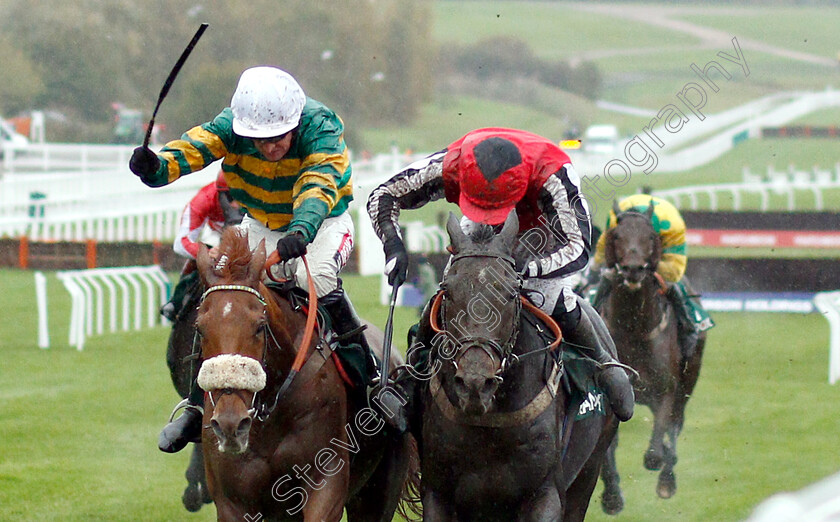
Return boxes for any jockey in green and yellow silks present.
[592,194,713,355]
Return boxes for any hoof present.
[644,449,663,471]
[182,482,206,512]
[601,489,624,515]
[657,470,676,499]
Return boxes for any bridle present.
[197,283,286,421]
[610,211,671,337]
[611,211,658,285]
[430,250,524,381]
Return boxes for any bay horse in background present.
[193,227,419,521]
[416,212,618,521]
[165,206,245,512]
[165,275,212,512]
[597,203,705,512]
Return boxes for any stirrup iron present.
[168,398,204,423]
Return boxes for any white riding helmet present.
[231,66,306,138]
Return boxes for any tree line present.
[0,0,434,143]
[0,0,603,147]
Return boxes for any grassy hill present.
[361,1,840,151]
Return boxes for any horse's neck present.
[611,279,664,332]
[494,318,553,407]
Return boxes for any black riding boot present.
[161,270,199,322]
[322,288,408,431]
[554,299,635,422]
[159,385,204,453]
[665,283,700,359]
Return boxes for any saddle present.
[522,308,607,422]
[265,281,375,393]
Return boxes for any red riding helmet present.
[215,171,229,192]
[456,135,528,225]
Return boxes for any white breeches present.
[241,212,354,297]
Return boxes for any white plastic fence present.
[813,291,840,385]
[1,142,135,173]
[35,266,171,350]
[654,163,840,212]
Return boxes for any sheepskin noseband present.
[197,353,267,392]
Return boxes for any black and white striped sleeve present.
[366,150,448,245]
[528,163,592,278]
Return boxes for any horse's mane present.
[210,227,254,281]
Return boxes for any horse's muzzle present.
[617,263,648,288]
[209,392,254,454]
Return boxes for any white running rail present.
[813,291,840,385]
[35,266,172,350]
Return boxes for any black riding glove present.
[276,232,307,261]
[383,237,408,287]
[129,146,161,180]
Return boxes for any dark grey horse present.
[415,212,618,521]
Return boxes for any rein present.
[260,252,319,418]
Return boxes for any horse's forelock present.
[467,223,498,245]
[215,228,254,281]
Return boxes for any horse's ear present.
[446,212,468,253]
[649,231,662,269]
[645,201,655,221]
[603,228,617,268]
[249,238,267,283]
[498,210,519,243]
[492,210,519,252]
[612,199,622,219]
[196,243,216,286]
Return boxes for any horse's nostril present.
[454,375,465,388]
[237,417,252,436]
[481,378,497,394]
[210,418,222,438]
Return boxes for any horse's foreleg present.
[644,393,675,472]
[600,432,624,515]
[182,443,212,512]
[301,473,349,522]
[519,479,563,522]
[423,488,457,522]
[656,407,683,499]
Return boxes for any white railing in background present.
[813,291,840,385]
[35,266,171,350]
[568,88,840,177]
[1,142,135,173]
[654,164,840,212]
[4,87,839,242]
[0,145,425,243]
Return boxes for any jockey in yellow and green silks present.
[595,194,687,283]
[592,194,713,355]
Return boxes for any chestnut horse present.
[597,205,705,512]
[194,228,419,521]
[415,212,618,521]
